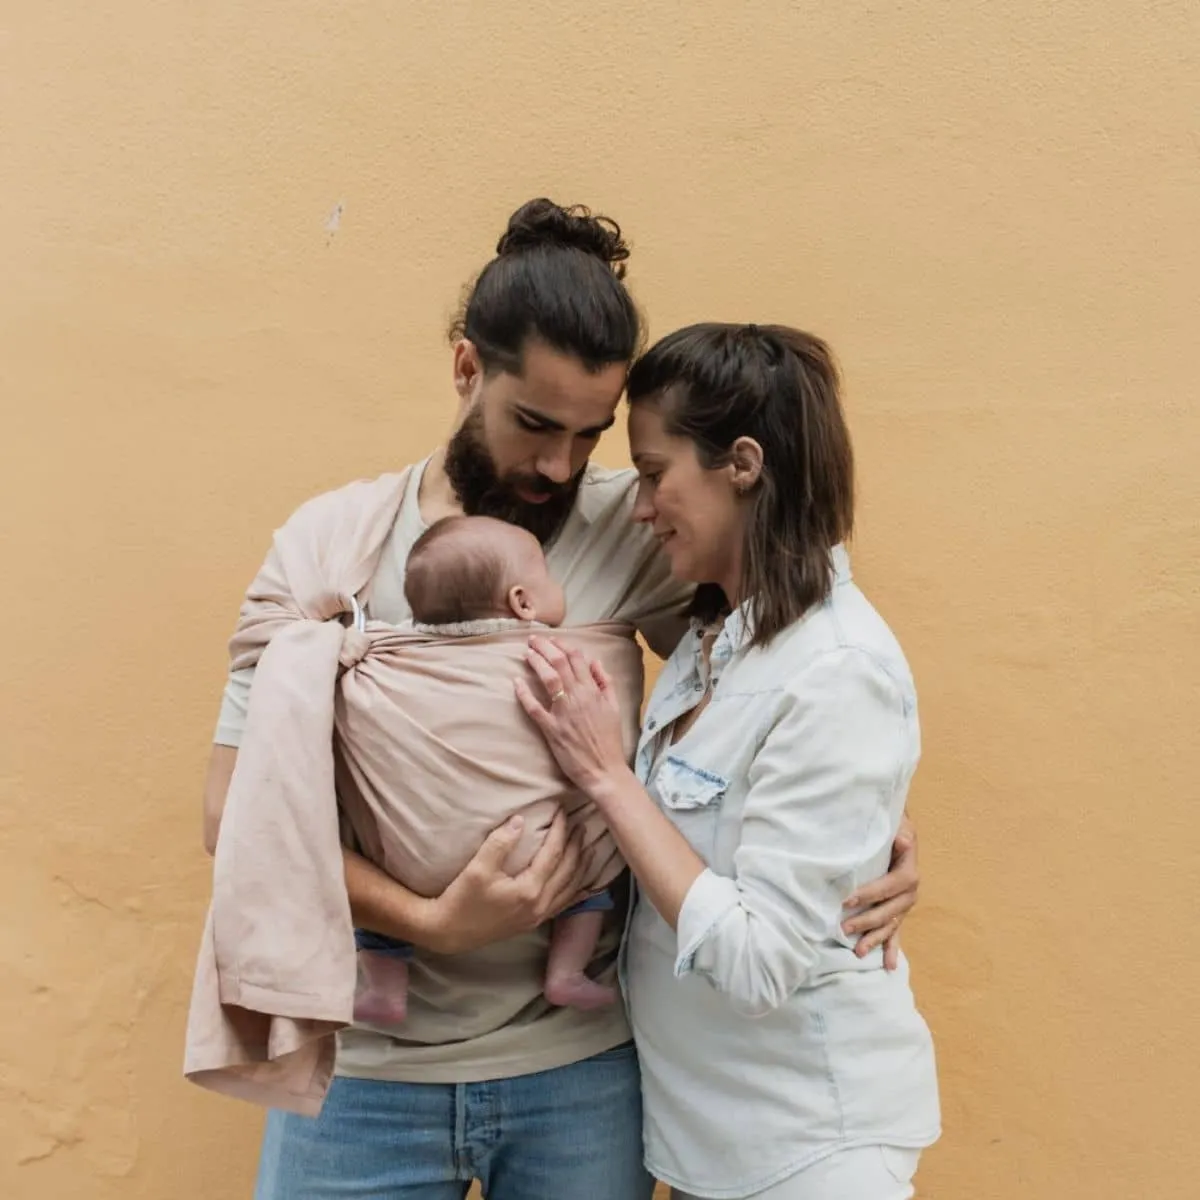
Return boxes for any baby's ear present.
[508,584,536,622]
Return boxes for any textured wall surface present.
[2,3,1198,1197]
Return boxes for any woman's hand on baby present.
[515,635,629,797]
[422,809,588,956]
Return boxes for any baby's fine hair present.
[404,516,514,625]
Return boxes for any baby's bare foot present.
[354,951,409,1026]
[353,985,408,1026]
[544,971,618,1011]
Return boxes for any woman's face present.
[628,402,745,591]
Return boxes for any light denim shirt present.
[621,547,940,1198]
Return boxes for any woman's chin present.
[664,548,699,584]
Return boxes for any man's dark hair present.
[448,198,643,374]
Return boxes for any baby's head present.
[404,515,566,628]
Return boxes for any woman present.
[516,323,941,1200]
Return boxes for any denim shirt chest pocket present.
[653,753,729,862]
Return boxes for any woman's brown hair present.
[625,323,855,648]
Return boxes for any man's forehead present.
[508,343,625,430]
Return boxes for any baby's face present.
[503,529,567,627]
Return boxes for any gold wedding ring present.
[550,689,567,705]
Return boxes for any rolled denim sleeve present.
[673,648,915,1018]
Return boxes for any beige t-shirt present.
[213,459,692,1083]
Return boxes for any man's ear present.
[453,339,483,405]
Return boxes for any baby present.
[352,514,618,1026]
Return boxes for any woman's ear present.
[729,436,764,494]
[453,340,483,405]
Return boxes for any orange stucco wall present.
[2,3,1198,1197]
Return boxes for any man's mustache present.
[507,474,571,498]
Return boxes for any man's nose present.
[536,441,574,484]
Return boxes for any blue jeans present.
[253,1041,652,1200]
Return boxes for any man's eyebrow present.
[515,405,615,437]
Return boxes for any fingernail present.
[844,896,859,909]
[507,816,524,832]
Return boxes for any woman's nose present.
[631,487,655,523]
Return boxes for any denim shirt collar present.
[638,545,853,754]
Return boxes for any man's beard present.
[443,408,584,546]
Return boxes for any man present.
[202,198,918,1199]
